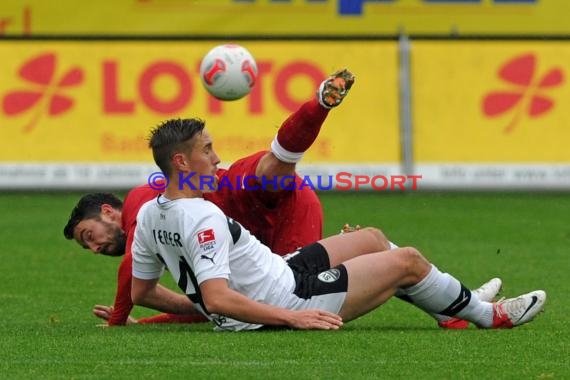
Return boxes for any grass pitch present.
[1,191,568,379]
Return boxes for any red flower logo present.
[482,53,563,133]
[2,53,84,133]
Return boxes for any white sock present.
[402,265,494,327]
[270,136,304,164]
[391,241,450,323]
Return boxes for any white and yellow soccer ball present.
[199,44,258,101]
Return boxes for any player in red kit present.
[64,69,355,326]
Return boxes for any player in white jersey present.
[131,117,547,331]
[134,197,325,330]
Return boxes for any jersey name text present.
[152,229,183,247]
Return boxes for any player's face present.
[187,129,221,192]
[73,217,126,257]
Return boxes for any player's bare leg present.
[318,227,391,266]
[326,244,545,329]
[338,248,431,321]
[331,228,503,329]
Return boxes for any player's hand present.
[93,304,138,325]
[287,309,343,330]
[93,304,113,322]
[317,69,355,109]
[340,223,361,234]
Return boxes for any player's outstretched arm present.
[131,277,196,315]
[106,255,136,326]
[200,278,343,330]
[94,303,208,325]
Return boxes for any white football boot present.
[491,290,547,328]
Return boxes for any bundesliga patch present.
[197,228,216,252]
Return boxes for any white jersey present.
[132,195,296,331]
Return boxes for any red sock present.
[272,98,329,162]
[138,313,208,324]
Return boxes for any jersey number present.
[177,255,210,315]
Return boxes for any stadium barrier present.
[1,1,569,190]
[1,38,569,190]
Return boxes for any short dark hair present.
[63,193,123,240]
[148,118,205,176]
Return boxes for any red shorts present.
[205,151,323,255]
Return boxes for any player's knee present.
[396,247,430,283]
[131,290,145,306]
[361,227,391,251]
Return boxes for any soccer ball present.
[199,44,258,101]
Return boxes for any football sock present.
[402,265,494,327]
[389,241,462,323]
[138,313,208,324]
[270,98,329,163]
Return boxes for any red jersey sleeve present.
[107,185,160,326]
[107,252,134,326]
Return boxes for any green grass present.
[1,191,568,379]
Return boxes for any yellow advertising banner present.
[0,0,567,37]
[0,41,399,164]
[412,41,569,163]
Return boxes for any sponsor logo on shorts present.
[317,268,341,283]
